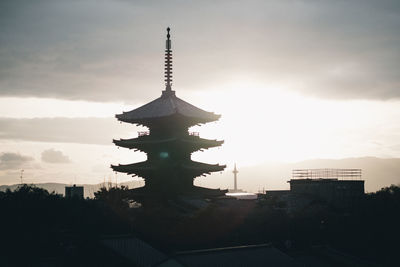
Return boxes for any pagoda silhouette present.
[111,28,226,196]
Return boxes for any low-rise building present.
[266,169,365,210]
[288,178,364,208]
[65,184,84,199]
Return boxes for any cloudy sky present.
[1,0,400,189]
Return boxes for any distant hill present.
[0,181,144,198]
[202,157,400,193]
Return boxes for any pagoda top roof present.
[117,28,221,125]
[116,90,220,124]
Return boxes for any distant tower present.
[111,28,226,194]
[20,169,24,185]
[233,163,239,191]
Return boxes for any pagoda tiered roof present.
[116,90,220,125]
[111,160,225,178]
[113,135,223,152]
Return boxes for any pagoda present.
[111,28,226,194]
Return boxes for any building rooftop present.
[170,243,300,267]
[102,237,167,267]
[102,238,300,267]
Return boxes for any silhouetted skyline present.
[1,0,400,190]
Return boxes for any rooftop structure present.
[111,28,226,195]
[292,168,362,180]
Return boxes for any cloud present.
[0,1,400,101]
[0,152,34,170]
[0,117,139,145]
[41,149,70,163]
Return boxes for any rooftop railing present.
[292,168,362,180]
[137,131,200,137]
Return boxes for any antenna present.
[20,169,24,185]
[164,27,173,91]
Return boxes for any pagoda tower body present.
[111,28,225,194]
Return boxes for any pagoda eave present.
[183,161,226,174]
[116,109,220,127]
[111,163,152,178]
[113,136,224,151]
[116,116,220,128]
[111,160,226,177]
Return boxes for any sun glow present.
[187,79,400,166]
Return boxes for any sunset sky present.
[1,0,400,189]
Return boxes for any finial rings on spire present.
[164,27,172,92]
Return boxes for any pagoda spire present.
[164,27,173,92]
